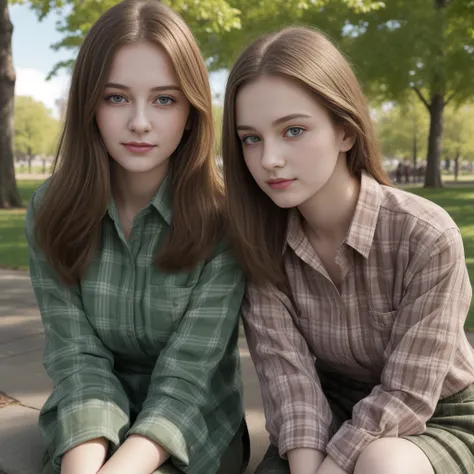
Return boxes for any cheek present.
[243,151,259,177]
[95,109,116,139]
[163,111,188,137]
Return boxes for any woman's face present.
[96,41,191,177]
[235,75,354,209]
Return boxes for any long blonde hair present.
[35,0,224,284]
[222,26,391,290]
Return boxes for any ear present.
[339,126,356,152]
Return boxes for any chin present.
[268,195,304,209]
[114,157,169,174]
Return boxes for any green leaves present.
[375,99,429,162]
[14,96,60,158]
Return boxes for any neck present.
[111,162,169,214]
[298,154,360,244]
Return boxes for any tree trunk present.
[0,0,21,208]
[412,109,417,170]
[454,150,460,181]
[412,131,417,169]
[28,147,32,174]
[424,92,444,188]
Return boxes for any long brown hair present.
[222,26,391,291]
[35,0,224,285]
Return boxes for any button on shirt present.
[26,176,245,474]
[242,172,474,472]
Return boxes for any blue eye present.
[285,127,304,137]
[156,96,175,105]
[242,136,261,145]
[105,94,126,104]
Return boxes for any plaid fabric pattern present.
[253,382,474,474]
[26,175,245,474]
[242,172,474,472]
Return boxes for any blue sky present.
[10,4,227,118]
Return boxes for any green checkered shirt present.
[26,176,245,474]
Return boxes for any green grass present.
[0,180,43,270]
[1,179,473,327]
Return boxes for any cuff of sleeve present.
[326,422,376,472]
[54,401,130,471]
[277,416,329,459]
[127,416,189,467]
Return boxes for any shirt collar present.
[149,172,172,225]
[107,172,173,226]
[343,171,382,258]
[284,172,383,259]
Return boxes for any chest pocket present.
[368,309,397,332]
[147,283,194,335]
[367,308,397,363]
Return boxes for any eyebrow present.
[104,82,182,92]
[237,113,312,131]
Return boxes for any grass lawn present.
[1,178,473,327]
[0,180,43,271]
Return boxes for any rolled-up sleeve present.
[126,241,245,468]
[25,194,130,472]
[326,228,472,472]
[242,284,333,458]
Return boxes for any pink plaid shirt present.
[242,172,474,472]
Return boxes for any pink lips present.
[122,142,156,153]
[266,179,296,190]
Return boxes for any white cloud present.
[15,67,70,119]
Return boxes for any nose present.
[260,141,285,171]
[128,104,151,134]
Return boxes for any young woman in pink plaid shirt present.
[222,26,474,474]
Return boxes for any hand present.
[316,456,348,474]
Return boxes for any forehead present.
[106,41,179,86]
[236,75,323,125]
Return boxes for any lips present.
[122,142,156,153]
[266,178,295,190]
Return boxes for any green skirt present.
[254,361,474,474]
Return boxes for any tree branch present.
[444,90,457,106]
[412,86,431,111]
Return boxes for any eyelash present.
[241,126,305,145]
[103,94,176,105]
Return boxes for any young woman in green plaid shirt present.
[26,1,249,473]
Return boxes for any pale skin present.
[60,40,190,474]
[236,75,435,474]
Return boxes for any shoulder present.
[379,185,459,242]
[25,178,52,224]
[26,178,52,214]
[376,185,464,269]
[205,238,243,270]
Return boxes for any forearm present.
[288,448,325,474]
[316,456,348,474]
[61,438,109,474]
[98,434,170,474]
